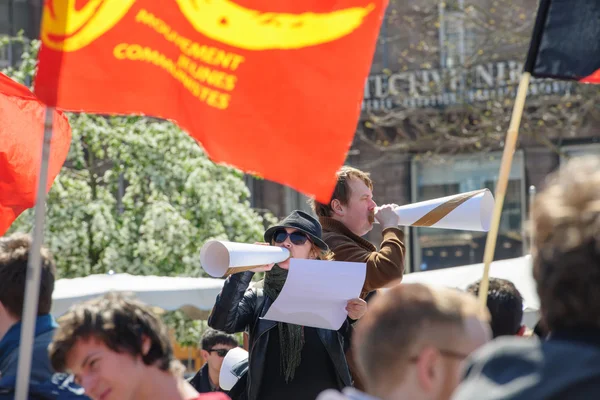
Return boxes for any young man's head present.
[49,293,178,400]
[311,166,376,237]
[199,328,238,376]
[354,283,491,400]
[531,156,600,333]
[0,233,56,337]
[466,278,525,338]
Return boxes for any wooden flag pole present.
[478,72,531,307]
[15,107,54,400]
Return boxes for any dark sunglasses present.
[207,348,230,357]
[273,229,311,245]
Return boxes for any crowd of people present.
[1,156,599,400]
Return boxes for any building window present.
[0,0,35,68]
[439,0,478,69]
[411,151,525,271]
[560,143,600,163]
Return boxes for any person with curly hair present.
[49,293,228,400]
[454,156,600,400]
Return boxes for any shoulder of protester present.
[454,336,600,400]
[0,373,88,399]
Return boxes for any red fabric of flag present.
[33,0,387,203]
[0,72,71,235]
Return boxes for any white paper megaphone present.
[219,347,249,391]
[200,241,290,278]
[393,189,494,232]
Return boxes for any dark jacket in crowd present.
[208,271,352,400]
[452,327,600,400]
[188,363,229,394]
[0,315,88,400]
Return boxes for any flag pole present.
[477,72,531,307]
[15,107,54,400]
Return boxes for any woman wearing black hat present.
[208,210,367,400]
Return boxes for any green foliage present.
[2,36,275,345]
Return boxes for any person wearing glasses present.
[208,210,367,400]
[318,283,491,400]
[189,329,239,393]
[310,166,406,391]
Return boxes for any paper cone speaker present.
[395,189,494,231]
[200,241,290,278]
[219,347,249,391]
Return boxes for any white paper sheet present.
[262,259,367,330]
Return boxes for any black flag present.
[524,0,600,83]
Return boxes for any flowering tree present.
[3,37,274,345]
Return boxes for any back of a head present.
[353,283,490,393]
[0,233,56,319]
[532,156,600,332]
[466,278,523,338]
[49,293,176,374]
[310,166,373,217]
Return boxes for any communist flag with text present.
[0,72,71,235]
[525,0,600,83]
[34,0,387,202]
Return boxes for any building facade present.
[0,0,41,68]
[247,0,600,272]
[2,0,599,273]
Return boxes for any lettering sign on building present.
[362,60,573,111]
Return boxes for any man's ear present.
[200,349,210,362]
[416,346,441,393]
[330,199,344,216]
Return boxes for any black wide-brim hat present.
[264,210,329,251]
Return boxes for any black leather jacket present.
[188,363,229,394]
[208,271,353,400]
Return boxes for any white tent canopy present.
[401,256,539,328]
[52,273,225,320]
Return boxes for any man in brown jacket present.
[311,166,406,390]
[312,166,405,299]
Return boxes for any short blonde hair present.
[354,284,489,392]
[532,155,600,331]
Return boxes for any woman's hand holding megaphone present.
[374,204,400,229]
[250,242,276,272]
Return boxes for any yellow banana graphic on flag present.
[41,0,136,52]
[176,0,375,51]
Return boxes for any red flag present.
[0,72,71,235]
[34,0,386,202]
